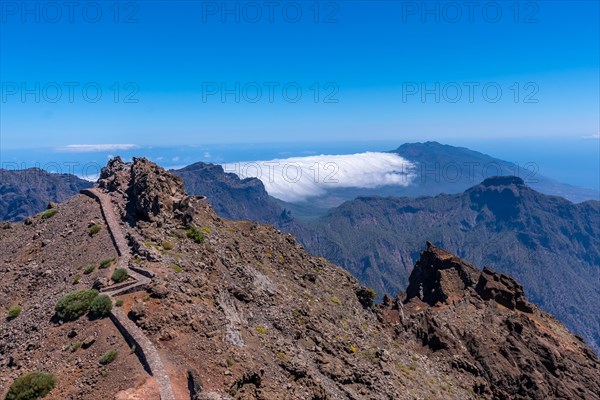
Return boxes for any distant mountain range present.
[2,143,598,354]
[281,142,598,216]
[0,168,92,221]
[296,176,600,354]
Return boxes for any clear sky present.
[0,0,599,150]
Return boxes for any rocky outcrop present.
[383,243,600,400]
[0,168,91,221]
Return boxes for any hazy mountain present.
[0,168,92,222]
[172,162,289,225]
[1,158,598,399]
[298,176,600,354]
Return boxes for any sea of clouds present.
[223,152,416,202]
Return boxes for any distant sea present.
[1,137,598,192]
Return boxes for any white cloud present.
[224,152,415,202]
[582,133,600,139]
[58,144,139,152]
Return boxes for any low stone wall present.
[80,188,175,400]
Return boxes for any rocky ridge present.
[1,157,599,399]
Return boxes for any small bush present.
[40,209,58,220]
[115,299,124,307]
[111,268,128,283]
[7,305,22,320]
[72,275,80,285]
[170,263,182,273]
[83,264,95,275]
[88,224,102,235]
[70,341,83,353]
[186,226,205,244]
[162,241,174,251]
[55,289,99,321]
[89,295,112,318]
[356,286,376,309]
[99,349,118,365]
[256,327,267,334]
[5,371,56,400]
[202,226,211,234]
[99,258,115,269]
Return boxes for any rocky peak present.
[98,157,192,225]
[405,242,535,312]
[405,241,480,305]
[481,175,525,187]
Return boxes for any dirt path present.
[81,188,176,400]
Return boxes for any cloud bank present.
[225,152,415,202]
[58,144,139,152]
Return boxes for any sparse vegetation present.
[256,327,267,334]
[331,296,342,305]
[99,349,118,365]
[186,226,205,244]
[83,264,95,275]
[356,286,376,309]
[5,371,56,400]
[55,289,99,321]
[99,258,115,269]
[70,341,83,353]
[72,275,80,285]
[111,268,128,283]
[89,295,112,318]
[162,241,174,250]
[169,263,182,273]
[202,226,211,234]
[7,305,22,320]
[115,299,124,307]
[40,208,58,220]
[88,224,102,235]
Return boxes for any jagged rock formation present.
[299,176,600,354]
[0,168,92,221]
[1,158,599,400]
[383,243,600,399]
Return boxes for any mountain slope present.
[173,162,289,225]
[298,176,600,354]
[0,168,92,221]
[2,158,598,399]
[392,141,599,203]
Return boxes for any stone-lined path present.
[81,188,176,400]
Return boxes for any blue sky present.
[0,1,599,151]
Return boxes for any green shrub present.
[202,226,211,234]
[72,275,80,285]
[7,305,22,320]
[115,299,124,307]
[186,226,205,244]
[111,268,128,283]
[355,286,377,309]
[99,258,115,269]
[88,224,102,235]
[40,209,58,220]
[70,341,83,353]
[55,289,99,321]
[99,349,117,365]
[169,263,182,273]
[162,241,174,251]
[5,371,56,400]
[89,295,112,318]
[83,264,95,275]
